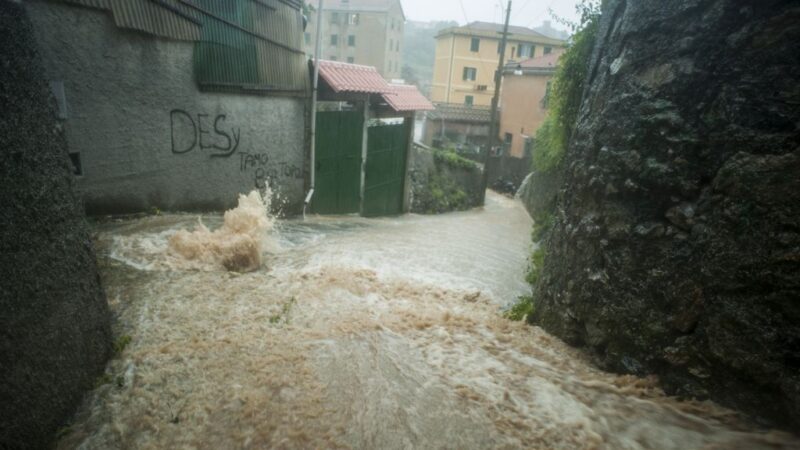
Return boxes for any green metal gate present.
[312,111,363,214]
[363,122,409,217]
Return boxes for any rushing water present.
[59,192,798,449]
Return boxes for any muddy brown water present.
[58,191,799,449]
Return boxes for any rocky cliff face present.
[532,0,800,427]
[0,3,111,448]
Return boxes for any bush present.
[504,296,535,321]
[432,148,479,172]
[421,173,471,214]
[532,3,600,173]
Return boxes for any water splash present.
[168,190,273,272]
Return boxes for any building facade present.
[304,0,405,79]
[499,53,559,158]
[431,21,565,107]
[25,0,309,215]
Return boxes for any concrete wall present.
[422,119,489,150]
[1,3,111,447]
[26,1,307,215]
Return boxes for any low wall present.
[486,154,532,194]
[409,145,483,214]
[26,0,307,215]
[0,4,111,447]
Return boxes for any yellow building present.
[431,22,566,107]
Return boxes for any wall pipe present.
[304,0,324,216]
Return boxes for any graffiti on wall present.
[170,109,241,158]
[239,152,303,189]
[169,109,304,189]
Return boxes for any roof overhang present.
[314,60,434,113]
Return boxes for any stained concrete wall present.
[0,3,111,447]
[25,0,307,215]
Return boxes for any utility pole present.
[481,0,512,203]
[305,0,324,215]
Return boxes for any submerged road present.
[59,192,799,449]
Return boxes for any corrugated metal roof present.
[55,0,308,94]
[111,0,202,42]
[63,0,112,9]
[317,59,394,94]
[427,103,492,122]
[382,84,434,112]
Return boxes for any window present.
[389,39,393,51]
[476,85,487,91]
[503,132,513,154]
[395,41,400,52]
[348,35,356,46]
[347,56,354,63]
[391,19,395,30]
[511,46,516,58]
[470,37,480,52]
[330,55,338,61]
[518,44,535,58]
[465,95,474,106]
[462,67,477,81]
[544,46,552,55]
[304,32,310,45]
[524,137,534,158]
[330,34,338,45]
[348,13,359,25]
[331,12,339,23]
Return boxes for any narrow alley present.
[55,192,797,449]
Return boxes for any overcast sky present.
[399,0,581,30]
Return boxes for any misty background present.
[400,0,579,94]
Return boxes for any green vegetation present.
[532,2,601,173]
[432,148,480,172]
[113,335,132,356]
[422,173,470,214]
[269,297,296,325]
[504,296,535,321]
[93,373,113,389]
[514,2,601,324]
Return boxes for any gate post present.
[359,95,370,215]
[402,112,415,213]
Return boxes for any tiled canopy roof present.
[317,59,395,94]
[427,103,492,122]
[517,53,560,69]
[316,60,433,112]
[383,84,434,111]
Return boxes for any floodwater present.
[58,191,799,449]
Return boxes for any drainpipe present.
[305,0,324,216]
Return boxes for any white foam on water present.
[59,193,800,449]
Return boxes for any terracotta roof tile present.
[317,59,394,94]
[517,53,560,69]
[382,84,434,112]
